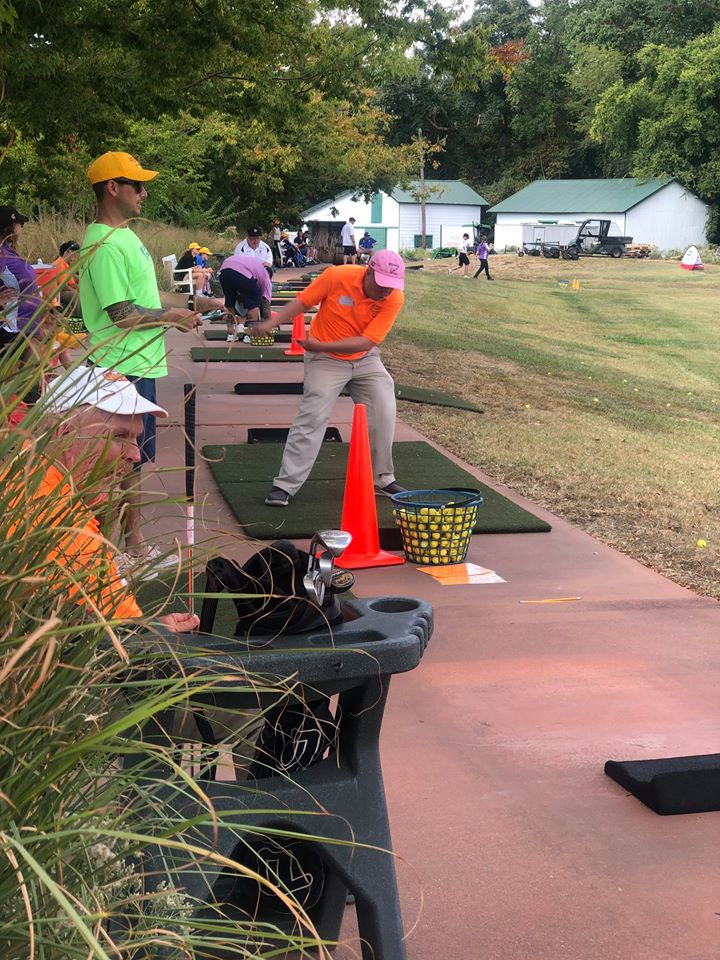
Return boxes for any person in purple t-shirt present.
[473,235,494,281]
[0,205,51,349]
[218,252,274,342]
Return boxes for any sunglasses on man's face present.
[113,178,145,193]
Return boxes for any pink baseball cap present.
[368,250,405,291]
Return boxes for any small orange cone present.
[284,312,306,356]
[337,403,405,570]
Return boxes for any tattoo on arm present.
[107,301,166,326]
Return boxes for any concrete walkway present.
[146,298,720,960]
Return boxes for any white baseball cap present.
[44,366,168,418]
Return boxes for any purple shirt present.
[219,254,272,303]
[0,243,44,336]
[475,241,489,259]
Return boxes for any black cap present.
[247,226,263,237]
[0,205,29,231]
[59,240,80,258]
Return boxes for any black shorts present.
[459,252,470,266]
[343,245,357,256]
[235,296,272,321]
[220,268,263,311]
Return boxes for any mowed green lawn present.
[383,256,720,598]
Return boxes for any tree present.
[591,26,720,234]
[564,0,720,58]
[0,0,440,223]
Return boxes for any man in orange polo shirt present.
[252,251,407,506]
[18,365,199,630]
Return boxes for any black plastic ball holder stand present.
[123,593,433,959]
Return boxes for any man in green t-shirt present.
[79,151,224,575]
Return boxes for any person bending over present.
[252,250,408,507]
[218,252,273,342]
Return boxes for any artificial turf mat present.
[192,347,302,362]
[202,439,551,541]
[229,379,483,413]
[392,384,482,413]
[204,329,295,343]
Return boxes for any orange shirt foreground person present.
[13,460,143,621]
[252,251,407,506]
[6,365,199,632]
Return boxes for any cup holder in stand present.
[366,598,421,614]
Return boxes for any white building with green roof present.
[490,178,708,253]
[301,180,487,256]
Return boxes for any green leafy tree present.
[591,27,720,233]
[0,0,441,223]
[565,0,720,57]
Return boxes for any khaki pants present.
[275,348,396,496]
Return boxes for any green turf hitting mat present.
[192,347,303,362]
[202,440,551,540]
[384,384,482,413]
[227,379,482,412]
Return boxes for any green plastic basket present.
[391,488,483,565]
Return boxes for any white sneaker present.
[226,332,237,343]
[115,545,179,581]
[463,275,470,279]
[447,268,452,274]
[243,335,252,343]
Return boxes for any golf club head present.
[314,529,352,559]
[303,568,325,607]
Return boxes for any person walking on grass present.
[79,151,224,577]
[473,234,494,280]
[251,250,408,507]
[448,233,472,278]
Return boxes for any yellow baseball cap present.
[86,151,159,185]
[188,242,200,250]
[199,247,212,254]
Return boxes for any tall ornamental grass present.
[0,339,333,958]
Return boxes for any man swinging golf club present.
[252,251,407,507]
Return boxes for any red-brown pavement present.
[146,319,720,960]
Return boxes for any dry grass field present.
[385,255,720,598]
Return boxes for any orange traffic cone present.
[337,403,405,570]
[284,311,306,356]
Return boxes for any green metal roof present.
[391,180,488,205]
[489,178,674,214]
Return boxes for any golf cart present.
[562,220,632,260]
[520,222,576,258]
